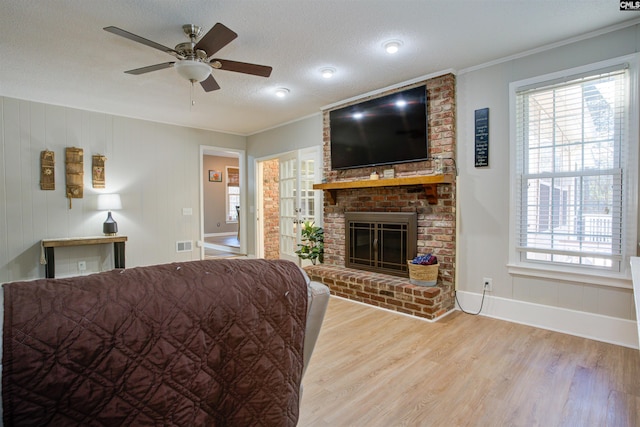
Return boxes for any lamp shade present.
[175,60,212,83]
[97,194,122,211]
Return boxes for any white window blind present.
[514,67,627,271]
[226,167,240,222]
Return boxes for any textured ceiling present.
[1,1,638,135]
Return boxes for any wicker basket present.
[407,261,439,287]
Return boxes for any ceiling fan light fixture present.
[175,60,211,83]
[275,88,290,98]
[321,67,336,79]
[384,40,402,54]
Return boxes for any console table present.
[41,236,128,278]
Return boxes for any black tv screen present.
[329,85,428,170]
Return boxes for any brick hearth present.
[315,73,457,319]
[305,264,454,320]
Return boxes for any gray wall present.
[0,97,245,281]
[455,24,640,321]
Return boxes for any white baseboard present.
[455,291,639,349]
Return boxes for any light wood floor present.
[299,297,640,427]
[203,235,244,259]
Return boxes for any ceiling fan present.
[104,23,273,92]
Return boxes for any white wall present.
[455,24,640,322]
[0,97,246,282]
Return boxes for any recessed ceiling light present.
[275,88,290,98]
[321,67,336,79]
[384,40,402,54]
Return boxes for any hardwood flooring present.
[204,235,240,248]
[299,297,640,427]
[203,235,244,259]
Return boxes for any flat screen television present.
[329,85,428,170]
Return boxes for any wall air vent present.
[176,240,193,253]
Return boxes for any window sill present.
[507,263,632,289]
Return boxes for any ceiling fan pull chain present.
[190,81,195,109]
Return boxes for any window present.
[510,55,638,280]
[226,167,239,223]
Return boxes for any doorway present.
[200,146,246,259]
[255,147,322,263]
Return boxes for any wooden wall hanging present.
[40,150,55,190]
[65,147,84,208]
[92,155,106,188]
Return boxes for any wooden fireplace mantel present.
[312,174,454,205]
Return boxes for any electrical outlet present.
[483,277,493,292]
[78,261,87,272]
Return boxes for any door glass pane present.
[280,157,298,261]
[300,159,315,221]
[275,149,321,264]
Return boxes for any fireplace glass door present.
[346,212,417,277]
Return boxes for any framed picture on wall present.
[209,170,222,182]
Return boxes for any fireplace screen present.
[345,212,417,277]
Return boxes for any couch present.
[1,259,329,426]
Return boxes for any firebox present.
[345,212,417,277]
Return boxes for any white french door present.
[279,147,322,263]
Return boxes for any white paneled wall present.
[0,97,246,282]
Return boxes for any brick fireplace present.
[304,73,456,320]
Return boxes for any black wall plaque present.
[475,108,489,167]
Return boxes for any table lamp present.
[97,194,122,235]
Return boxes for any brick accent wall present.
[262,158,280,259]
[314,73,457,318]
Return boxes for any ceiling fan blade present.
[104,26,180,58]
[124,62,175,75]
[211,59,272,77]
[200,74,221,92]
[195,23,238,56]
